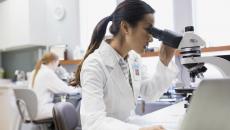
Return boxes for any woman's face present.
[126,13,154,54]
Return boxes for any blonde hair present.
[32,52,58,87]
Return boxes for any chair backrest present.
[14,88,38,120]
[53,102,81,130]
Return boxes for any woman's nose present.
[148,35,153,42]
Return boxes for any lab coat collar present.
[98,41,121,68]
[40,64,53,72]
[98,41,135,101]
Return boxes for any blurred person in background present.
[32,52,80,120]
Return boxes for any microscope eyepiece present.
[146,27,163,40]
[146,27,182,49]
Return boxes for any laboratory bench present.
[0,86,21,130]
[130,101,186,130]
[135,92,185,116]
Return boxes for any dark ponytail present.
[72,0,155,87]
[72,16,112,87]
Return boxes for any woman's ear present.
[120,21,130,35]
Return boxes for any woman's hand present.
[139,125,165,130]
[159,44,176,66]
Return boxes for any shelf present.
[59,59,82,65]
[142,45,230,57]
[201,45,230,52]
[59,45,230,65]
[1,44,46,52]
[141,51,160,57]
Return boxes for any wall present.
[0,0,80,59]
[0,0,194,56]
[0,0,30,49]
[192,0,230,47]
[79,0,117,50]
[29,0,47,45]
[173,0,193,33]
[0,0,81,78]
[44,0,80,58]
[117,0,194,33]
[2,47,46,78]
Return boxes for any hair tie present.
[108,15,113,21]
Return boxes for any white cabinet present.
[0,0,80,51]
[0,0,30,49]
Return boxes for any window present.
[79,0,117,50]
[193,0,230,47]
[79,0,174,50]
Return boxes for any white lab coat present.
[33,65,80,120]
[80,41,178,130]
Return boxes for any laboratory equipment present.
[178,26,230,81]
[147,26,230,82]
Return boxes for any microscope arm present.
[181,55,230,78]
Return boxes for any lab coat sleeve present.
[45,71,79,94]
[80,57,140,130]
[140,60,178,102]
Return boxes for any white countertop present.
[0,86,21,130]
[129,101,186,130]
[0,79,28,88]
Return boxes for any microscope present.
[147,26,230,108]
[147,26,230,81]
